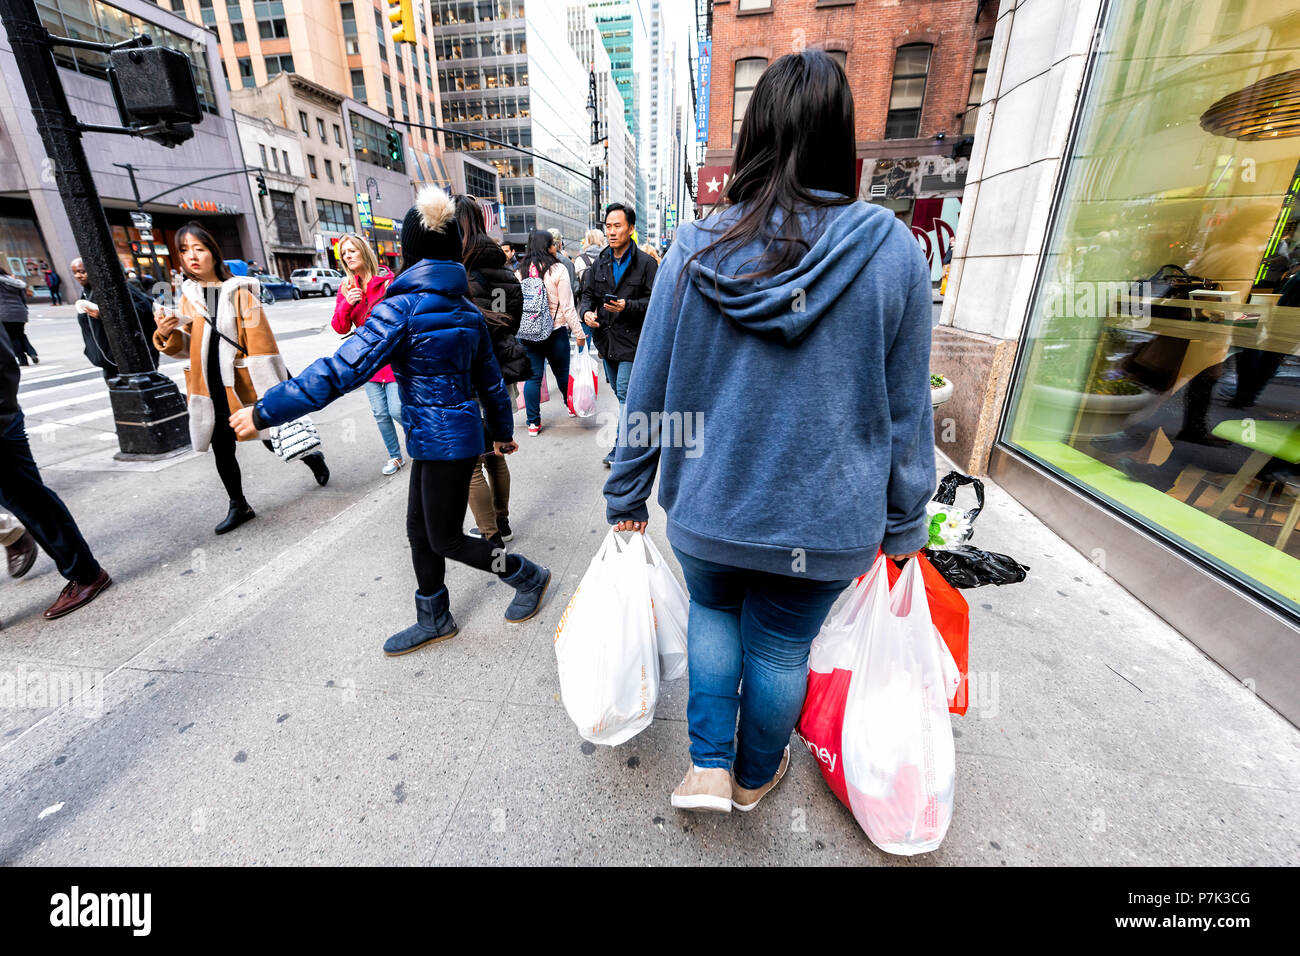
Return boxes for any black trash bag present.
[925,545,1029,589]
[933,471,985,523]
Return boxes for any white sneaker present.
[382,457,404,476]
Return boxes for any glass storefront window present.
[1002,0,1300,617]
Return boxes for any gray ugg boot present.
[384,588,458,656]
[501,555,551,623]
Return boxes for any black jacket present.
[465,235,528,384]
[577,243,658,362]
[77,283,160,373]
[0,320,21,434]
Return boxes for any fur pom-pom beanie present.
[399,187,462,267]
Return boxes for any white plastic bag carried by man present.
[553,530,689,745]
[800,555,959,855]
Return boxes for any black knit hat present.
[400,187,462,268]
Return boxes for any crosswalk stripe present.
[22,371,185,414]
[26,408,114,436]
[21,368,184,401]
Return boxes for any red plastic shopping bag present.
[567,346,599,417]
[799,556,958,855]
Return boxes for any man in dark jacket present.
[578,203,657,465]
[0,323,112,622]
[70,257,159,377]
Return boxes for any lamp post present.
[586,66,606,230]
[363,175,383,263]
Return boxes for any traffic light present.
[388,0,416,45]
[256,173,268,197]
[386,128,402,163]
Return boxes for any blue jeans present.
[603,358,632,449]
[364,380,405,460]
[522,327,570,426]
[672,547,851,789]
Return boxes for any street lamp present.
[363,175,384,263]
[586,67,606,230]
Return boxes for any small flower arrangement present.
[931,373,948,389]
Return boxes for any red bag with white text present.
[797,556,960,854]
[797,555,967,813]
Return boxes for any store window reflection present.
[1002,1,1300,617]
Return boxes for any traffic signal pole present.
[0,0,189,457]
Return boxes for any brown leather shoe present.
[43,568,112,620]
[6,531,37,578]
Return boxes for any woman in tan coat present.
[154,222,329,534]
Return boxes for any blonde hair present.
[640,242,661,264]
[337,234,379,280]
[583,229,605,248]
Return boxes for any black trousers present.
[207,381,277,505]
[2,322,35,361]
[0,412,101,584]
[407,457,515,594]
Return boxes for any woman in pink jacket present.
[332,234,402,474]
[514,229,585,436]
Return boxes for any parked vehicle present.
[291,268,345,298]
[253,272,298,302]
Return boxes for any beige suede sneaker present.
[731,747,791,812]
[670,765,733,813]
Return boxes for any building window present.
[316,117,326,141]
[238,57,254,88]
[298,110,309,134]
[282,150,290,174]
[827,50,847,70]
[265,53,293,77]
[737,0,771,9]
[999,0,1300,624]
[259,143,267,167]
[230,21,246,41]
[732,58,767,145]
[885,43,931,139]
[963,37,993,135]
[384,76,394,115]
[269,189,300,244]
[333,123,343,147]
[253,0,287,38]
[269,147,278,170]
[465,164,497,200]
[374,8,387,61]
[316,198,354,233]
[324,158,334,183]
[351,111,404,174]
[307,154,318,178]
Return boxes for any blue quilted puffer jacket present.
[254,259,514,460]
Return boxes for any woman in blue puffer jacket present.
[229,187,552,655]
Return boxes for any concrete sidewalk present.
[0,354,1297,865]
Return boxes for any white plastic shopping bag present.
[641,535,689,681]
[554,529,659,745]
[841,556,957,855]
[568,345,599,418]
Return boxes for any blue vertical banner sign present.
[696,40,711,146]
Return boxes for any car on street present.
[291,268,345,298]
[252,272,298,303]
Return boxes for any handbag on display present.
[1129,264,1221,319]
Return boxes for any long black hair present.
[453,194,488,260]
[518,228,558,277]
[175,221,233,282]
[695,51,856,282]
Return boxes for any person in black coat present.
[70,257,159,378]
[0,322,112,622]
[458,197,525,548]
[0,266,37,365]
[577,203,657,465]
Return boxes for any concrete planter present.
[931,378,954,407]
[1028,383,1161,440]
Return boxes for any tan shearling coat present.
[153,276,290,451]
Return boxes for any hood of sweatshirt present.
[688,199,899,345]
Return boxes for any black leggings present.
[407,457,519,594]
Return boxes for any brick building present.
[697,0,997,279]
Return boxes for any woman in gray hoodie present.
[604,51,935,815]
